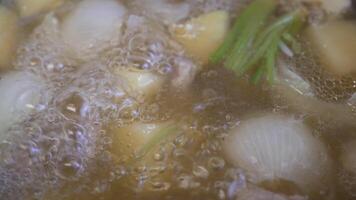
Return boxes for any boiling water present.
[0,0,356,200]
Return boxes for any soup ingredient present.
[171,57,199,89]
[115,68,165,100]
[0,71,45,135]
[341,140,356,174]
[321,0,351,13]
[172,10,229,64]
[15,0,64,17]
[305,20,356,76]
[274,60,356,126]
[210,0,305,84]
[131,0,190,24]
[0,6,18,70]
[236,186,307,200]
[271,58,356,127]
[111,122,178,193]
[111,122,176,160]
[223,113,331,193]
[61,0,126,60]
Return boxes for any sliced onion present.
[0,71,45,136]
[223,113,332,193]
[61,0,127,59]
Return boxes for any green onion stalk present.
[210,0,306,84]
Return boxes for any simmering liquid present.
[0,0,355,200]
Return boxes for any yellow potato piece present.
[172,10,229,64]
[16,0,63,17]
[111,122,172,159]
[110,121,180,192]
[305,20,356,76]
[116,69,165,99]
[0,6,18,70]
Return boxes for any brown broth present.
[0,0,355,200]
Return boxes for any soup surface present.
[0,0,356,200]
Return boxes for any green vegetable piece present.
[210,0,277,64]
[210,0,305,84]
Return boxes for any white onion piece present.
[131,0,190,24]
[223,114,332,192]
[0,71,44,136]
[341,140,356,174]
[61,0,126,59]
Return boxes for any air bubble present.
[208,157,225,170]
[153,152,165,161]
[29,57,42,66]
[193,165,209,179]
[149,163,167,175]
[56,155,83,180]
[150,180,171,191]
[295,41,356,103]
[177,174,200,189]
[173,148,186,158]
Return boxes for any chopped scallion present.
[210,0,305,84]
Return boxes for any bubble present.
[149,163,167,175]
[55,155,84,180]
[295,41,356,103]
[173,148,186,158]
[177,174,200,189]
[187,0,249,16]
[57,93,90,119]
[208,157,225,170]
[153,152,165,161]
[149,180,171,191]
[193,165,209,179]
[15,14,77,86]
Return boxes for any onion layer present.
[223,114,332,193]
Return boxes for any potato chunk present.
[305,20,356,76]
[172,11,229,64]
[111,122,174,159]
[16,0,63,17]
[116,69,165,99]
[0,6,18,70]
